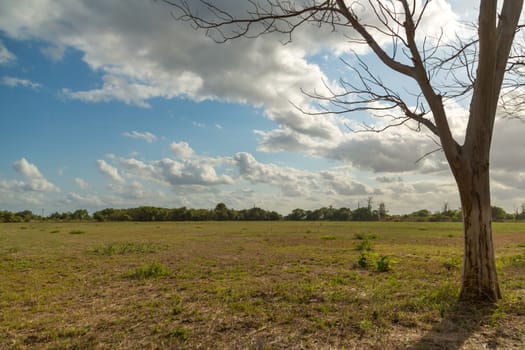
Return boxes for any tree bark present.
[453,152,501,302]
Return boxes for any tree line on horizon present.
[1,201,524,223]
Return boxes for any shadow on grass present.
[408,302,496,350]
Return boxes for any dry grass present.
[0,221,524,349]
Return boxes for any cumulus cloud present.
[1,76,41,89]
[12,158,60,192]
[40,44,65,61]
[320,169,376,196]
[233,152,379,198]
[74,177,89,189]
[170,141,194,159]
[123,130,157,143]
[65,192,104,207]
[117,142,234,187]
[153,158,234,186]
[0,41,15,65]
[97,159,125,183]
[491,118,525,172]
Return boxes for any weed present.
[91,241,165,255]
[355,237,373,251]
[354,232,377,240]
[166,327,190,341]
[502,252,525,268]
[357,252,374,268]
[329,276,345,286]
[375,256,392,272]
[49,230,60,233]
[69,230,85,235]
[2,259,36,269]
[357,319,374,334]
[320,235,336,240]
[442,257,461,271]
[171,304,184,316]
[125,262,172,279]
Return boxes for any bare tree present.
[164,0,524,302]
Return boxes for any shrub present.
[375,256,392,272]
[357,252,372,268]
[125,262,172,279]
[354,232,377,240]
[355,237,373,251]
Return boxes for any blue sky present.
[1,0,524,215]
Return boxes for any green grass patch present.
[69,230,85,235]
[166,326,190,341]
[125,261,172,279]
[91,241,166,255]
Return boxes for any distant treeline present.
[1,202,524,223]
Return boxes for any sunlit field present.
[1,221,524,349]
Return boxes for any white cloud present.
[12,158,60,192]
[41,44,65,61]
[234,152,313,196]
[154,158,234,186]
[0,41,16,65]
[491,118,525,172]
[320,169,376,196]
[123,130,157,143]
[233,152,379,198]
[97,159,125,183]
[170,141,194,159]
[65,192,104,207]
[1,76,41,89]
[74,177,89,189]
[117,142,234,187]
[61,72,203,107]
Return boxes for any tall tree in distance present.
[164,0,524,302]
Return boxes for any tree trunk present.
[454,156,501,302]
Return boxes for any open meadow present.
[0,221,524,349]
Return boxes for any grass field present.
[1,221,524,349]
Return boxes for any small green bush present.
[354,232,377,240]
[355,237,373,251]
[375,256,392,272]
[356,253,393,272]
[125,262,172,279]
[357,252,372,268]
